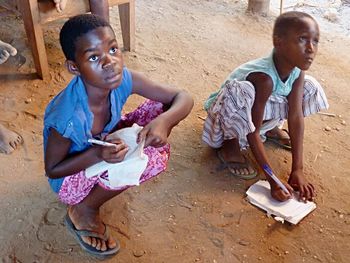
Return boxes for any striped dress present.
[202,51,329,149]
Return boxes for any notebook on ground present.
[246,180,316,225]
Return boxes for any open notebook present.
[85,124,148,188]
[246,180,316,225]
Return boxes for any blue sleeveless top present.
[43,67,133,193]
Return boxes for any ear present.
[65,60,80,76]
[273,35,282,48]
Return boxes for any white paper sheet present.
[246,180,316,224]
[85,124,148,188]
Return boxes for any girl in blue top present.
[44,14,193,257]
[203,11,328,202]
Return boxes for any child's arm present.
[45,128,128,179]
[246,72,293,201]
[130,70,194,147]
[89,0,109,22]
[287,71,315,201]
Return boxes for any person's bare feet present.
[0,124,23,154]
[0,40,17,64]
[52,0,68,13]
[68,204,117,252]
[265,126,291,150]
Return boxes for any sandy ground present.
[0,0,349,262]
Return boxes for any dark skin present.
[222,17,319,202]
[45,26,193,251]
[54,0,109,22]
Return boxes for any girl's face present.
[277,17,320,71]
[69,26,124,91]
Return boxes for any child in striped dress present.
[202,11,328,202]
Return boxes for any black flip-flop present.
[64,213,120,258]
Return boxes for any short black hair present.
[59,14,112,61]
[273,11,317,38]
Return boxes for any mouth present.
[305,57,314,63]
[105,72,121,84]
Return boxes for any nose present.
[101,53,114,69]
[306,40,315,53]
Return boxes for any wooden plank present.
[20,0,49,79]
[119,0,135,51]
[39,0,130,24]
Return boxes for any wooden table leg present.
[20,0,50,80]
[118,0,135,51]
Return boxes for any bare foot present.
[265,126,291,150]
[219,139,256,178]
[0,40,17,64]
[0,124,23,154]
[52,0,68,13]
[68,204,117,252]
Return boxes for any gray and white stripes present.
[202,76,329,149]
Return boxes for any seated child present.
[44,14,193,257]
[202,11,328,202]
[53,0,109,21]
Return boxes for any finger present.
[0,50,10,64]
[0,41,17,56]
[299,186,309,202]
[138,128,148,144]
[308,184,315,199]
[286,183,294,194]
[114,147,129,160]
[107,138,123,144]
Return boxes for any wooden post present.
[19,0,50,80]
[247,0,270,16]
[118,0,135,51]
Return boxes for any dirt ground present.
[0,0,349,262]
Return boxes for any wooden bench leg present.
[20,0,50,80]
[118,0,135,51]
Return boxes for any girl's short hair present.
[60,14,112,61]
[273,11,317,37]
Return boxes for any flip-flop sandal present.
[266,128,292,151]
[64,213,120,258]
[216,150,257,180]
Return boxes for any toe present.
[100,241,107,252]
[81,236,93,247]
[95,239,102,251]
[107,236,117,249]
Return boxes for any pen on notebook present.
[262,164,290,195]
[88,138,116,147]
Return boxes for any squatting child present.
[202,11,328,202]
[44,14,193,257]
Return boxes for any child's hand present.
[288,169,315,202]
[97,138,129,163]
[270,181,293,202]
[137,118,169,148]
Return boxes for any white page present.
[246,180,316,224]
[85,124,149,188]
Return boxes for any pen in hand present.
[263,164,290,195]
[88,138,116,147]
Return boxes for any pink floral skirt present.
[58,100,170,205]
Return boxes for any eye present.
[110,47,118,54]
[88,55,98,62]
[298,36,307,44]
[312,38,319,45]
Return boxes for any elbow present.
[45,165,58,179]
